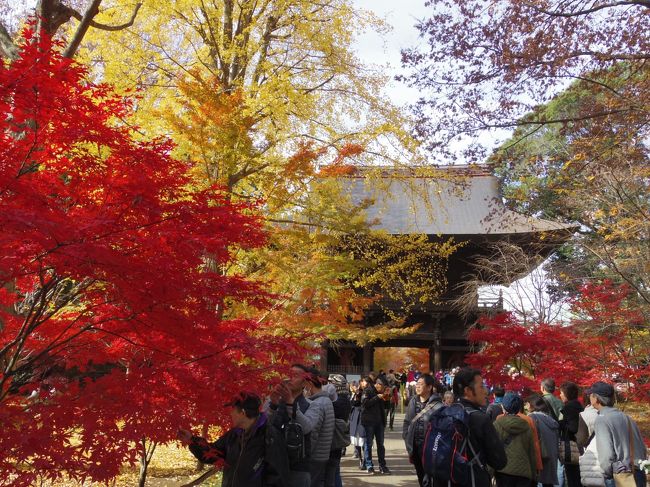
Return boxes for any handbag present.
[558,418,583,465]
[331,418,351,450]
[613,417,637,487]
[559,437,581,465]
[613,472,636,487]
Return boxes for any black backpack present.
[331,418,351,450]
[284,403,306,467]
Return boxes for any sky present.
[352,0,431,106]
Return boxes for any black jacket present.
[356,385,385,426]
[188,413,288,487]
[431,399,507,487]
[333,393,352,421]
[559,399,583,441]
[330,393,352,460]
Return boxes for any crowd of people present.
[176,365,648,487]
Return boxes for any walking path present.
[340,412,419,487]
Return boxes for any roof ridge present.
[338,164,494,178]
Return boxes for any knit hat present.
[501,392,523,414]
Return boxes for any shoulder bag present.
[613,416,637,487]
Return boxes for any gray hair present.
[541,378,556,393]
[593,393,614,407]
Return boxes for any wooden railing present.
[477,291,504,310]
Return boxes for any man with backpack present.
[403,374,444,487]
[267,364,313,487]
[424,367,507,487]
[540,378,563,421]
[539,379,564,487]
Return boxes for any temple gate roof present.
[340,165,576,238]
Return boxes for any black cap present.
[224,391,261,414]
[586,381,615,398]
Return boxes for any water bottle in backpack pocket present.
[422,403,482,486]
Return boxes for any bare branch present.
[303,74,335,95]
[522,1,650,18]
[479,109,631,131]
[451,242,568,324]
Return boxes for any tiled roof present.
[339,166,577,236]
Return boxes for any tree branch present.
[476,109,631,131]
[63,0,103,59]
[36,0,76,37]
[523,1,650,18]
[68,2,142,32]
[0,22,18,60]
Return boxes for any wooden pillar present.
[433,319,442,372]
[320,339,329,372]
[362,343,374,373]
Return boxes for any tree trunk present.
[138,437,156,487]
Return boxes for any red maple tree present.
[467,282,649,400]
[0,32,305,485]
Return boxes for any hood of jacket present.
[497,414,531,435]
[309,390,330,402]
[530,411,559,431]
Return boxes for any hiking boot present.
[379,466,391,474]
[367,467,376,475]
